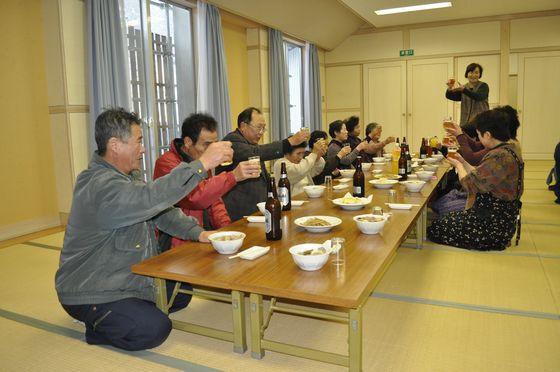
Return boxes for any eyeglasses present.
[248,124,266,134]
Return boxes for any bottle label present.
[264,209,272,233]
[353,186,362,194]
[278,187,289,207]
[398,167,406,175]
[420,154,427,159]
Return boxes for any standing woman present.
[445,63,489,138]
[427,109,524,251]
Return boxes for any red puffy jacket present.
[153,139,236,247]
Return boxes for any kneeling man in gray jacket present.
[55,108,232,351]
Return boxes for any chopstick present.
[384,203,420,207]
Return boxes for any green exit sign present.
[400,49,414,57]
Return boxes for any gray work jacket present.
[55,153,206,305]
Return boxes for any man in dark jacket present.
[55,108,232,351]
[217,107,308,221]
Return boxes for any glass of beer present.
[447,146,458,160]
[443,117,455,131]
[248,156,261,174]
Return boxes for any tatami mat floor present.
[1,160,559,371]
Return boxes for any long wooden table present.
[132,161,449,370]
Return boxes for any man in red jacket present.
[154,113,260,247]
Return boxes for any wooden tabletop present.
[133,161,450,309]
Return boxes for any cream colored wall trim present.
[500,21,510,105]
[402,29,410,50]
[326,107,361,112]
[325,50,500,67]
[261,107,270,113]
[510,46,560,53]
[247,45,268,51]
[48,105,89,114]
[353,9,560,35]
[59,212,69,226]
[0,215,61,241]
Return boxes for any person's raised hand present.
[312,139,326,157]
[199,141,233,171]
[384,136,396,145]
[232,160,261,182]
[337,145,351,159]
[288,129,310,146]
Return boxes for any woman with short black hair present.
[445,63,490,137]
[428,109,524,251]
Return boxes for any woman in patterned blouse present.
[428,109,524,251]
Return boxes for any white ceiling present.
[210,0,560,50]
[341,0,560,28]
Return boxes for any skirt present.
[427,193,520,251]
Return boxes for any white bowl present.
[371,169,383,174]
[383,153,392,161]
[401,180,426,192]
[423,157,438,164]
[332,196,371,211]
[353,214,388,235]
[294,215,342,233]
[208,231,246,254]
[289,243,331,271]
[256,202,266,215]
[339,169,355,178]
[423,164,438,172]
[303,185,326,198]
[372,157,385,163]
[369,179,399,189]
[415,171,435,181]
[361,162,372,171]
[432,154,444,161]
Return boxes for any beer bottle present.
[392,137,401,161]
[353,156,365,197]
[277,162,291,211]
[426,138,433,157]
[265,176,282,241]
[402,137,407,146]
[405,144,412,174]
[398,146,408,180]
[419,137,427,159]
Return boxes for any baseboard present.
[59,212,69,226]
[0,215,61,241]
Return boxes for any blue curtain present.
[86,0,131,153]
[307,44,322,132]
[268,28,290,142]
[196,1,232,138]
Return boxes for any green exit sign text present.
[400,49,414,57]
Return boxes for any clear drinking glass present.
[387,190,397,204]
[324,175,333,190]
[372,206,383,216]
[331,237,345,266]
[248,156,261,174]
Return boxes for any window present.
[283,41,304,134]
[124,0,195,180]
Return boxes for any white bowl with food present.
[411,158,423,164]
[303,185,326,198]
[383,153,392,161]
[372,157,385,163]
[361,162,372,171]
[423,157,438,164]
[374,173,401,180]
[415,170,435,181]
[369,179,399,189]
[339,169,355,178]
[208,231,246,254]
[289,243,331,271]
[332,195,372,210]
[256,202,266,214]
[432,154,444,161]
[423,164,438,172]
[353,214,388,235]
[294,215,342,233]
[401,180,426,192]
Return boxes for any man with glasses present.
[217,107,309,221]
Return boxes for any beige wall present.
[222,20,249,129]
[0,0,59,238]
[324,13,560,157]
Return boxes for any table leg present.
[231,290,247,354]
[250,293,264,359]
[415,211,423,249]
[348,308,362,372]
[154,278,168,314]
[422,205,428,241]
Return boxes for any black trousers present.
[62,280,192,351]
[554,142,560,201]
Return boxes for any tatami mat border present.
[0,308,217,372]
[400,243,560,259]
[371,292,560,320]
[23,242,62,251]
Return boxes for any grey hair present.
[365,122,380,137]
[95,108,142,156]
